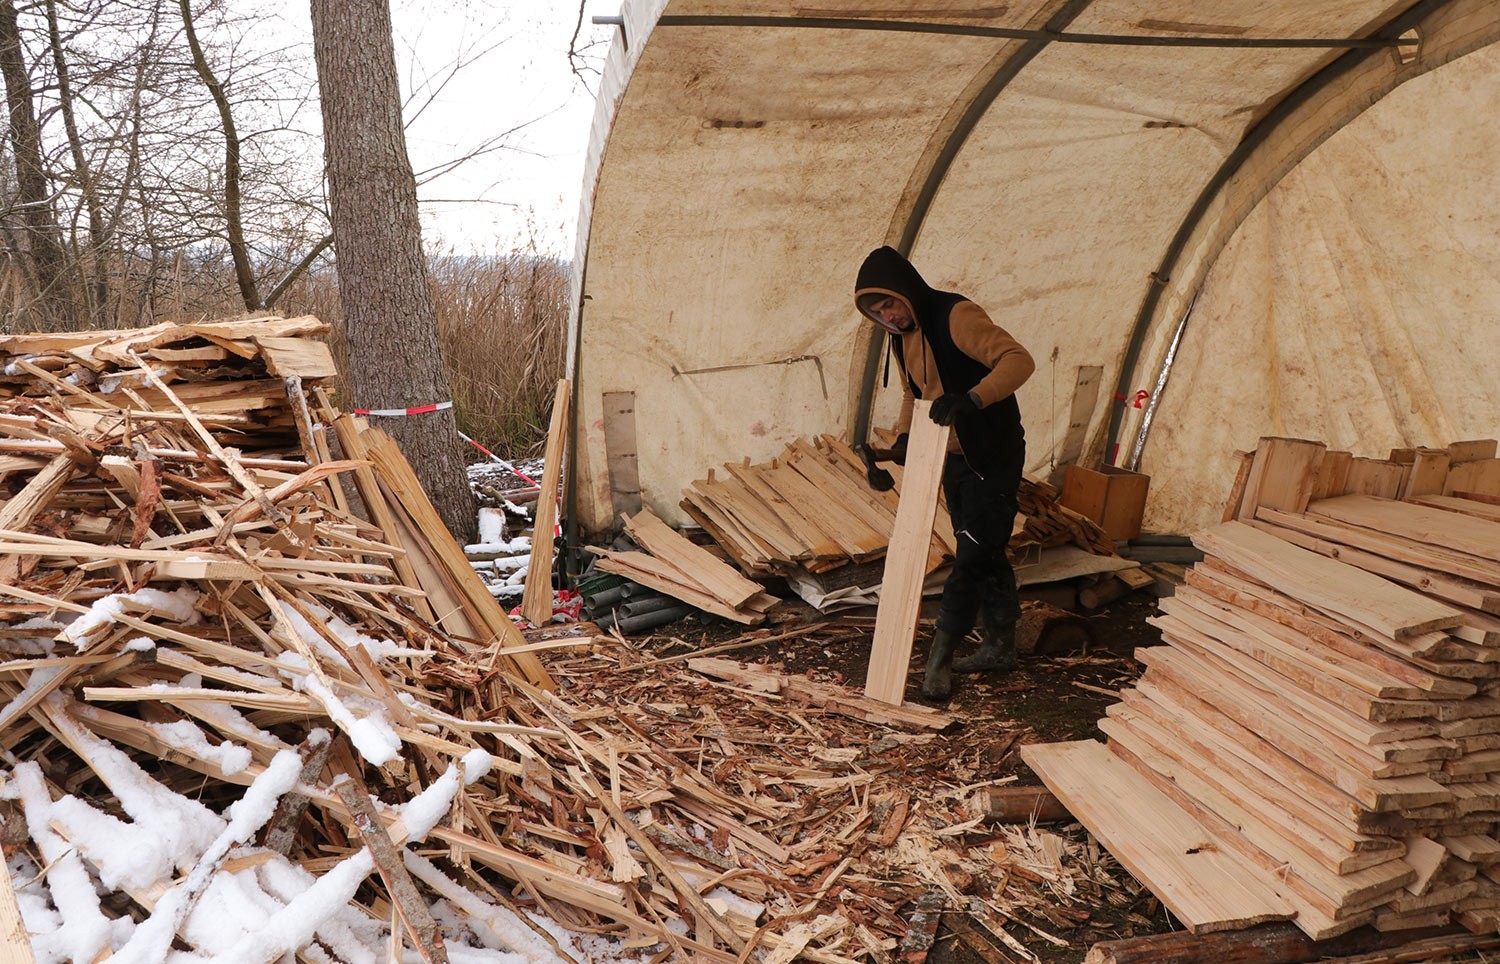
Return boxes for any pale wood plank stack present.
[1027,435,1500,941]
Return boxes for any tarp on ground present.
[566,0,1500,537]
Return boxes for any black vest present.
[891,293,1025,492]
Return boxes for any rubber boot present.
[952,624,1016,674]
[921,629,959,701]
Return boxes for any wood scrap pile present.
[1016,477,1116,556]
[680,435,1111,582]
[1024,435,1500,943]
[0,320,1122,962]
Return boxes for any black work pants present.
[933,455,1020,639]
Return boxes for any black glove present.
[890,433,909,465]
[929,391,979,426]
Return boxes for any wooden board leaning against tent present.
[521,379,571,627]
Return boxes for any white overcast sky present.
[269,0,622,256]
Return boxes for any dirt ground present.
[618,588,1178,962]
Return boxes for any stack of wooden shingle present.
[680,434,1111,579]
[1025,436,1500,941]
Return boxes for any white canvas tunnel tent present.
[565,0,1500,542]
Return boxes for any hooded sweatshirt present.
[855,246,1033,488]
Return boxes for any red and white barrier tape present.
[353,401,454,417]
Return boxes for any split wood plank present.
[0,453,76,531]
[1449,439,1499,464]
[795,438,951,574]
[1411,494,1500,525]
[1021,739,1296,933]
[521,379,570,627]
[1309,494,1500,567]
[1081,919,1500,964]
[1234,437,1325,520]
[622,508,761,608]
[1259,506,1500,591]
[1446,459,1500,499]
[1046,364,1103,489]
[722,461,847,560]
[1103,740,1387,940]
[1343,459,1406,499]
[1149,612,1443,771]
[329,413,437,625]
[1222,451,1253,522]
[1313,451,1354,501]
[253,336,338,379]
[1135,645,1451,813]
[1127,672,1407,838]
[1163,587,1445,711]
[1112,688,1403,864]
[1253,519,1500,617]
[755,460,886,559]
[1176,561,1477,698]
[696,475,818,563]
[687,657,951,729]
[1401,449,1451,500]
[866,401,949,705]
[1193,521,1462,639]
[1101,706,1412,893]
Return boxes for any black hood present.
[854,246,936,330]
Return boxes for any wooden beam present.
[1083,923,1497,964]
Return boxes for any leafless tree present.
[0,0,75,327]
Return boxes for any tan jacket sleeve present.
[948,301,1034,407]
[894,382,915,436]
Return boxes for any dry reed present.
[0,242,570,459]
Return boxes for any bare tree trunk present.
[309,0,476,540]
[44,0,109,325]
[0,0,74,328]
[180,0,260,310]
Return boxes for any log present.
[974,785,1071,823]
[1084,923,1493,964]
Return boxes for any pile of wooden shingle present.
[680,434,1111,580]
[1026,436,1500,941]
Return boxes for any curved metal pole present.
[1104,0,1457,466]
[658,15,1404,50]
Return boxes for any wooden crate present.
[1060,464,1150,543]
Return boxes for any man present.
[854,245,1034,701]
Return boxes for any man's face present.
[867,295,915,333]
